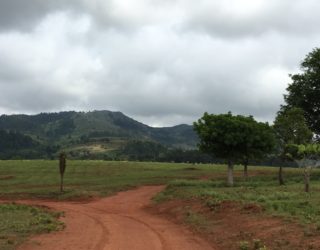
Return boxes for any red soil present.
[152,199,320,250]
[14,186,214,250]
[5,184,320,250]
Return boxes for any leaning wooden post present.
[304,166,311,193]
[59,152,67,193]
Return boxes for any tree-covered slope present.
[0,110,197,158]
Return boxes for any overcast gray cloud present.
[0,0,319,126]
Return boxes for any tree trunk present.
[60,174,64,193]
[227,161,234,187]
[279,165,285,185]
[304,167,311,193]
[244,162,248,180]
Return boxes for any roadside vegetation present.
[0,203,63,250]
[156,169,320,224]
[153,166,320,250]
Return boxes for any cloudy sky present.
[0,0,319,126]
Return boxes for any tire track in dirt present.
[84,205,169,250]
[13,186,214,250]
[61,208,110,250]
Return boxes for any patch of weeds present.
[256,195,267,203]
[152,191,172,203]
[269,192,296,201]
[253,239,268,250]
[274,239,290,248]
[271,202,279,211]
[0,203,64,250]
[152,187,178,203]
[239,240,249,250]
[58,190,100,201]
[238,239,268,250]
[184,209,209,231]
[168,179,213,188]
[205,199,221,211]
[258,246,268,250]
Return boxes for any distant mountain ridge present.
[0,110,198,158]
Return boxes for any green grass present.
[155,166,320,225]
[0,203,64,250]
[184,209,211,231]
[0,160,218,200]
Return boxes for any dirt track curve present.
[17,186,214,250]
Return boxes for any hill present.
[0,110,198,159]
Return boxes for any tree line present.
[194,48,320,192]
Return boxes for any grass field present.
[0,160,217,200]
[1,160,320,249]
[156,172,320,225]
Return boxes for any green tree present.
[284,48,320,136]
[285,144,320,192]
[273,107,312,185]
[194,112,275,186]
[241,120,275,179]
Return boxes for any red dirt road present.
[17,186,214,250]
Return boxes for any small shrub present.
[252,239,268,250]
[256,196,267,203]
[239,241,249,250]
[253,239,263,249]
[258,246,268,250]
[272,202,279,211]
[205,199,220,210]
[7,239,14,245]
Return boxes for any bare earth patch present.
[14,186,214,250]
[0,175,15,180]
[150,198,320,250]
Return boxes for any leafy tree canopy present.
[273,107,313,148]
[284,48,320,135]
[285,143,320,161]
[193,112,275,163]
[284,143,320,192]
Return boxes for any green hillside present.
[0,110,198,159]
